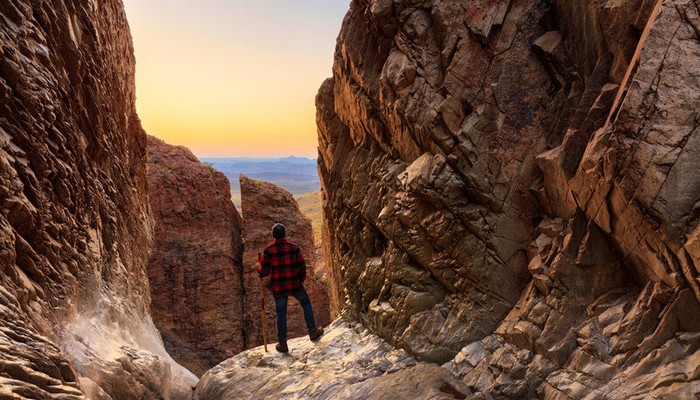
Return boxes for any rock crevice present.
[144,155,332,376]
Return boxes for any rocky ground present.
[197,307,700,399]
[195,316,473,400]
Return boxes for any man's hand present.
[260,276,271,290]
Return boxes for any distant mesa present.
[200,156,321,196]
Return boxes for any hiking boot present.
[309,328,324,341]
[275,342,288,353]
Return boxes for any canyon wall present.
[318,0,579,362]
[146,135,244,376]
[144,155,330,373]
[0,1,195,398]
[318,0,700,397]
[240,175,331,348]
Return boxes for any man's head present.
[272,223,286,239]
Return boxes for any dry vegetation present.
[295,191,325,280]
[295,191,322,244]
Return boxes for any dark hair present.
[272,223,286,239]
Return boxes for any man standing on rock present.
[258,223,324,353]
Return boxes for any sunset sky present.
[122,1,348,157]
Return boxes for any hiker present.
[258,223,324,353]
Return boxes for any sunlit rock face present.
[317,0,571,362]
[317,0,700,397]
[0,0,195,398]
[195,317,473,400]
[146,135,245,376]
[239,175,331,348]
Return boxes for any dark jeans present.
[274,286,317,344]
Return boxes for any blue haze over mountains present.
[199,156,321,195]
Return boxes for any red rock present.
[239,175,330,348]
[316,0,700,397]
[146,135,245,376]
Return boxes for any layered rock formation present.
[146,135,244,376]
[240,175,331,348]
[5,0,698,397]
[315,0,700,398]
[0,0,194,398]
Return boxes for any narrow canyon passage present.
[145,137,330,376]
[1,0,699,399]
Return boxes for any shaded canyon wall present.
[0,0,195,398]
[144,161,331,373]
[146,135,245,377]
[318,0,700,397]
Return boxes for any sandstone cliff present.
[240,175,331,348]
[0,0,194,398]
[315,0,700,398]
[146,135,244,376]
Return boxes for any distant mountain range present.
[199,156,321,197]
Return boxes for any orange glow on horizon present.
[122,0,348,158]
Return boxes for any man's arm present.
[258,250,271,277]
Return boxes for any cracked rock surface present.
[312,0,700,398]
[195,317,473,400]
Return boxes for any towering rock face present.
[318,0,700,397]
[0,1,195,398]
[318,0,577,362]
[240,175,330,347]
[146,136,244,377]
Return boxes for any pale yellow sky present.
[122,1,348,157]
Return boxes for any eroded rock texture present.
[196,317,473,400]
[240,175,331,348]
[318,0,700,397]
[0,1,195,398]
[146,135,244,377]
[319,0,571,363]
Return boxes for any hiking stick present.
[259,277,268,352]
[258,254,268,352]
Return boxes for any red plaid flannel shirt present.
[258,239,306,297]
